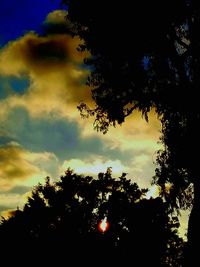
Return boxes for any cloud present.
[0,143,39,185]
[0,140,59,214]
[1,107,110,162]
[0,11,161,157]
[60,154,155,188]
[0,31,92,122]
[42,10,73,35]
[0,31,88,75]
[60,157,129,177]
[81,110,161,152]
[0,142,57,191]
[0,189,34,217]
[0,10,161,193]
[7,185,31,195]
[0,193,26,212]
[0,30,161,189]
[78,110,162,186]
[1,106,158,187]
[0,9,92,125]
[45,10,67,25]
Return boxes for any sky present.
[0,0,188,238]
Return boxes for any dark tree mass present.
[0,170,183,266]
[63,1,200,264]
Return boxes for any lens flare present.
[98,217,109,233]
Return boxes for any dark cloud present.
[0,32,89,78]
[26,37,69,64]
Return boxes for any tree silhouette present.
[63,1,200,263]
[0,169,183,266]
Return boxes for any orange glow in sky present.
[98,217,110,233]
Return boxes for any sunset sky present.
[0,0,188,237]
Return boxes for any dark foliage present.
[63,0,198,205]
[63,1,200,263]
[0,169,183,266]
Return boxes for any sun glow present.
[98,217,110,233]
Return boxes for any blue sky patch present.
[0,76,30,99]
[0,0,65,45]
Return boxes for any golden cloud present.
[72,111,162,187]
[0,32,89,76]
[0,194,26,213]
[0,29,161,188]
[42,10,74,36]
[0,30,92,122]
[44,10,68,25]
[0,13,161,152]
[0,143,53,191]
[0,10,161,184]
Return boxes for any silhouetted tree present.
[0,169,183,266]
[63,1,200,264]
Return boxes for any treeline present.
[0,169,184,266]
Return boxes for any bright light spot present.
[62,158,125,176]
[98,217,110,233]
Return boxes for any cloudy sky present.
[1,0,187,235]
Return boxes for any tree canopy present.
[64,1,194,121]
[0,169,183,266]
[62,0,200,212]
[62,2,200,263]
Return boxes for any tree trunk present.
[185,180,200,266]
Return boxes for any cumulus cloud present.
[0,10,161,193]
[45,10,67,25]
[0,30,88,75]
[42,10,73,35]
[0,10,161,157]
[0,30,92,122]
